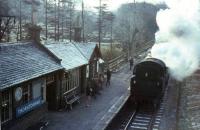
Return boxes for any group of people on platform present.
[86,68,112,107]
[86,57,134,107]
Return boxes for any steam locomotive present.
[130,58,169,107]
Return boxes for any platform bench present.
[64,90,80,110]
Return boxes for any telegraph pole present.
[110,17,113,59]
[54,0,57,41]
[82,0,85,42]
[133,0,136,57]
[61,9,64,41]
[98,0,102,50]
[31,0,36,25]
[45,0,47,39]
[19,0,22,40]
[69,1,72,42]
[57,0,60,41]
[31,1,34,24]
[133,0,136,26]
[130,0,137,57]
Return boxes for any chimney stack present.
[26,24,42,43]
[74,27,82,42]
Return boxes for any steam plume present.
[136,0,164,5]
[150,0,200,80]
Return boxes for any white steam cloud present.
[136,0,164,5]
[151,0,200,81]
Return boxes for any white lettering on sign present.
[16,97,43,117]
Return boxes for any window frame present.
[1,90,12,124]
[22,85,31,104]
[63,69,80,94]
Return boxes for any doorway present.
[46,82,56,110]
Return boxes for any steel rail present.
[123,110,137,130]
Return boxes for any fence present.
[105,53,127,72]
[104,40,155,73]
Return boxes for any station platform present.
[45,64,132,130]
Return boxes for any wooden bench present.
[64,90,80,110]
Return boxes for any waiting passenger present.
[106,69,111,86]
[92,78,101,96]
[129,57,134,70]
[86,82,93,107]
[98,74,104,89]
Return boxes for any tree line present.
[0,0,165,56]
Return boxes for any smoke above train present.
[149,0,200,81]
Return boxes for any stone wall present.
[178,70,200,130]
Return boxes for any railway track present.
[121,90,168,130]
[121,105,165,130]
[106,87,168,130]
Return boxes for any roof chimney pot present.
[26,24,42,43]
[74,27,82,42]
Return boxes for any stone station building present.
[0,25,103,129]
[45,42,102,109]
[0,41,64,130]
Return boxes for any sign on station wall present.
[16,96,43,118]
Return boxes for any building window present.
[32,79,43,99]
[22,85,30,104]
[46,75,55,84]
[91,62,97,78]
[1,90,12,124]
[64,69,80,94]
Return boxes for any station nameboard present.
[16,96,43,118]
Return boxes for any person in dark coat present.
[92,78,101,96]
[129,57,134,70]
[106,69,111,86]
[86,81,93,107]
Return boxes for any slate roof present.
[74,42,97,61]
[0,42,63,90]
[45,43,88,70]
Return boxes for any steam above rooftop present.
[150,0,200,80]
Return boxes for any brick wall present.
[178,69,200,130]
